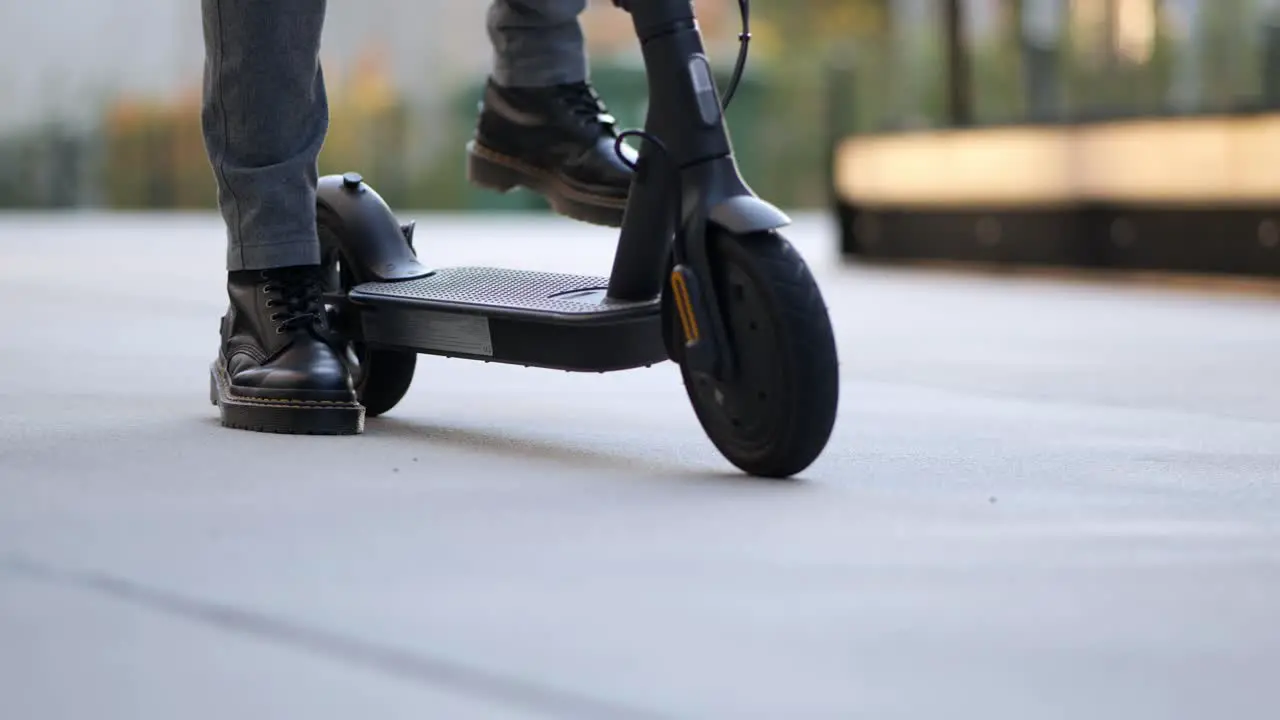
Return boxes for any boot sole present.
[210,362,365,436]
[466,141,628,228]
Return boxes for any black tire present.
[677,230,840,478]
[318,211,418,418]
[353,346,416,418]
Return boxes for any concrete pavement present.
[1,211,1278,719]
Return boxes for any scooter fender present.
[316,172,433,283]
[706,194,792,236]
[662,194,790,371]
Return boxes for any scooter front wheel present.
[677,230,840,478]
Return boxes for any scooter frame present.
[318,0,786,375]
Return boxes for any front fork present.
[613,0,785,382]
[667,212,737,382]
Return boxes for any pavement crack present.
[0,555,672,720]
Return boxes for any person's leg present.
[487,0,589,88]
[203,0,329,271]
[202,0,363,435]
[468,0,636,227]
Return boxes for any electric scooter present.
[317,0,840,478]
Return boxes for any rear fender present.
[316,172,432,283]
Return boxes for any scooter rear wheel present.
[677,230,840,478]
[319,215,418,418]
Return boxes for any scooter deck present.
[348,266,668,372]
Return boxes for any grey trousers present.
[202,0,588,271]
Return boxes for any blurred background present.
[3,0,1277,206]
[4,0,1280,276]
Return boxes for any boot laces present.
[262,266,328,336]
[558,82,615,131]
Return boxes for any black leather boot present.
[466,78,636,227]
[210,264,364,435]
